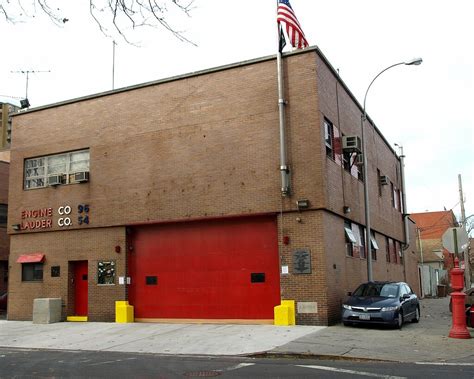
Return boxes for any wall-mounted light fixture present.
[12,224,21,231]
[115,245,121,254]
[296,199,310,211]
[343,206,351,214]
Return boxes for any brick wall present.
[0,161,9,293]
[8,227,126,321]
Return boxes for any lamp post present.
[361,58,422,282]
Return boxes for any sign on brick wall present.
[293,248,311,274]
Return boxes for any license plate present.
[359,314,370,320]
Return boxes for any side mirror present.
[402,293,410,300]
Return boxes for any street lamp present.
[361,58,422,282]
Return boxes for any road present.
[1,348,473,378]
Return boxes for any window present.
[396,241,403,264]
[397,189,402,213]
[344,221,367,259]
[358,224,366,259]
[324,118,334,159]
[22,263,43,281]
[377,169,382,197]
[390,182,401,209]
[357,164,364,182]
[386,237,391,263]
[392,239,398,264]
[344,221,356,257]
[370,231,378,261]
[24,149,90,189]
[98,260,115,285]
[0,204,7,227]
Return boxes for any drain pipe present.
[395,144,410,250]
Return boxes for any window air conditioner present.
[342,136,362,153]
[47,174,62,186]
[379,175,390,186]
[74,171,89,183]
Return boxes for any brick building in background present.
[6,47,419,325]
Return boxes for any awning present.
[370,235,379,250]
[16,253,45,264]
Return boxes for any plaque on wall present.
[293,249,311,274]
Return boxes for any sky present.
[0,0,473,223]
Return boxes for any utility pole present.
[417,227,425,297]
[112,41,117,90]
[11,69,51,102]
[459,174,471,288]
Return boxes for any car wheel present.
[397,311,403,330]
[412,307,420,323]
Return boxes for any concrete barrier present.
[33,298,62,324]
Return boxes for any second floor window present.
[0,204,7,227]
[24,149,89,190]
[324,118,334,159]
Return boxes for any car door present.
[402,284,416,318]
[399,284,411,320]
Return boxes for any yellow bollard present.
[115,301,134,323]
[281,300,296,325]
[274,300,296,326]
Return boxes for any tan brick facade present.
[7,48,419,324]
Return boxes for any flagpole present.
[277,4,290,197]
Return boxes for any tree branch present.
[0,0,196,45]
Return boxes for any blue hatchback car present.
[342,281,420,329]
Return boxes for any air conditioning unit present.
[342,136,362,153]
[354,154,364,166]
[74,171,89,183]
[379,175,390,186]
[47,174,62,186]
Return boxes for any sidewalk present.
[270,297,474,363]
[0,297,472,362]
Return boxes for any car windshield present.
[353,283,399,298]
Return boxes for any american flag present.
[277,0,308,50]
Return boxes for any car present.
[449,287,474,312]
[0,291,7,311]
[342,281,420,329]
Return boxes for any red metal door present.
[128,216,280,319]
[74,261,88,316]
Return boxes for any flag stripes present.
[277,0,308,50]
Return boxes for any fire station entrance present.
[128,216,280,321]
[68,260,88,321]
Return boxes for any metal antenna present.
[11,70,51,99]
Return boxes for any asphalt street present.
[1,348,473,378]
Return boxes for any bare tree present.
[0,0,196,45]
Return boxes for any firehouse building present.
[6,47,420,325]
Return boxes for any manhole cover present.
[183,371,221,377]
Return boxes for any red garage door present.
[128,216,280,320]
